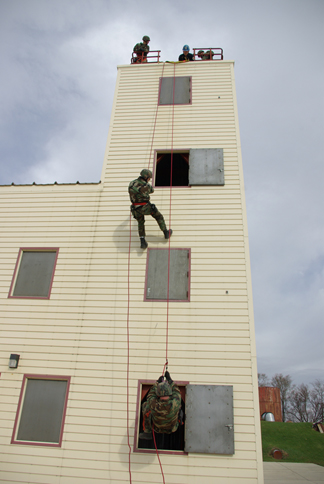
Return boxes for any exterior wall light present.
[9,354,20,369]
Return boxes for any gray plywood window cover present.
[146,249,190,301]
[12,377,70,446]
[159,77,191,105]
[189,148,224,186]
[11,249,58,298]
[185,384,234,454]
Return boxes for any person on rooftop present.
[197,49,215,60]
[133,35,150,63]
[178,45,194,61]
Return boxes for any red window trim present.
[8,248,59,300]
[133,379,189,455]
[152,149,192,189]
[144,248,191,302]
[11,374,71,447]
[157,76,192,106]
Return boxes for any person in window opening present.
[128,169,172,249]
[133,35,150,63]
[139,371,182,440]
[197,49,215,60]
[178,44,194,61]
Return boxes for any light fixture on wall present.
[9,354,20,369]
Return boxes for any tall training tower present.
[0,54,264,483]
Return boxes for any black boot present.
[140,237,148,249]
[164,229,173,239]
[139,432,153,440]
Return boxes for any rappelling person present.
[139,371,182,440]
[133,35,150,63]
[129,169,172,249]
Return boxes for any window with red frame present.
[11,375,70,446]
[9,249,58,299]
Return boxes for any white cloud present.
[1,0,324,385]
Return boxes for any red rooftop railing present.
[131,51,161,64]
[130,48,224,64]
[193,48,223,61]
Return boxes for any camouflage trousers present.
[131,203,166,238]
[142,402,178,434]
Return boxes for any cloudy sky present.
[1,0,323,385]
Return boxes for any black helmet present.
[143,35,150,42]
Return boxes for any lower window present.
[134,381,234,455]
[134,379,188,454]
[11,375,70,447]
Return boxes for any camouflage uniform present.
[133,42,150,63]
[142,381,182,434]
[198,50,214,60]
[129,176,166,237]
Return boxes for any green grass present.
[261,421,324,466]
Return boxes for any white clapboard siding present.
[0,60,263,483]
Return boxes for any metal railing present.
[193,48,223,61]
[130,48,224,64]
[131,51,161,64]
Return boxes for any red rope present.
[152,425,166,484]
[164,63,176,372]
[126,62,176,484]
[126,211,132,483]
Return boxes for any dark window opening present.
[137,384,186,452]
[155,152,189,187]
[154,149,224,187]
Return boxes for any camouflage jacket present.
[146,381,182,433]
[202,50,214,60]
[128,177,153,204]
[133,42,150,53]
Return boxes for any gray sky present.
[1,0,323,385]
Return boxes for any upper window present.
[158,76,191,105]
[8,248,59,299]
[154,149,224,187]
[145,248,190,302]
[11,375,70,447]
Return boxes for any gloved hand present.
[164,371,172,382]
[157,375,164,383]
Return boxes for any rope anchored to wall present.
[126,61,177,484]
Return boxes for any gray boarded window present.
[12,250,58,298]
[189,148,224,185]
[159,77,191,105]
[185,384,234,454]
[16,378,68,444]
[146,249,189,301]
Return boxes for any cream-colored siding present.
[0,61,263,483]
